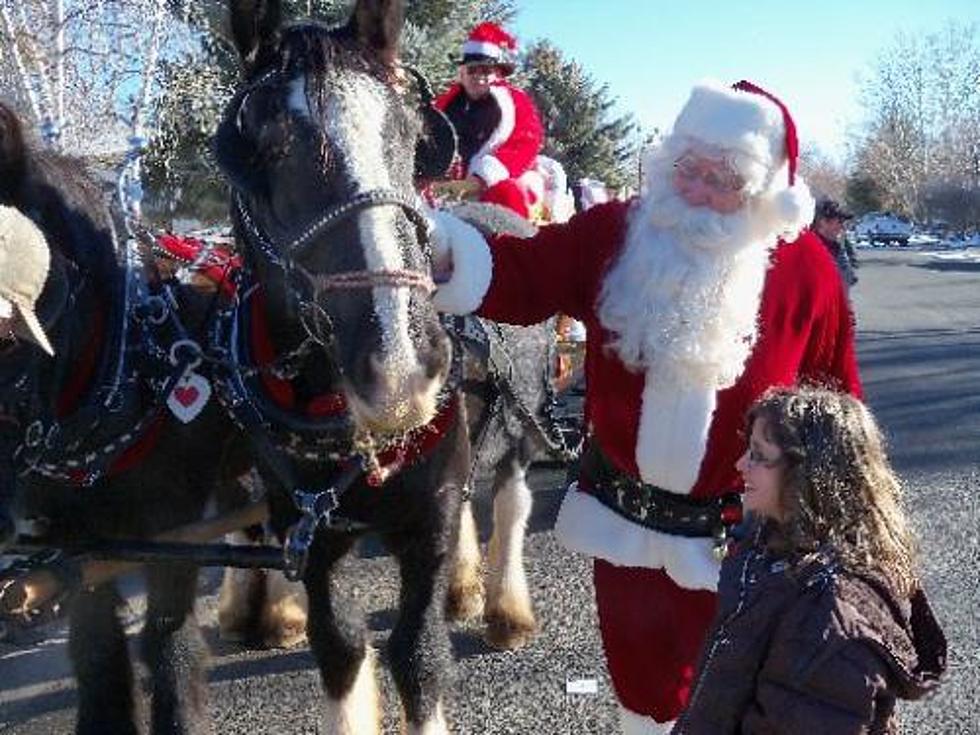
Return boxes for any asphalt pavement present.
[2,247,978,734]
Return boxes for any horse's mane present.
[0,105,118,275]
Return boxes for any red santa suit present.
[431,81,862,733]
[436,80,543,218]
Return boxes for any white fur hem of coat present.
[554,484,721,592]
[635,376,715,493]
[619,705,674,735]
[431,220,493,315]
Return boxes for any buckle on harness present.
[283,487,339,582]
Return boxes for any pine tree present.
[519,40,640,190]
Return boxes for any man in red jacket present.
[429,80,862,733]
[434,22,544,218]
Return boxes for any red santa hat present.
[669,79,814,236]
[458,22,517,75]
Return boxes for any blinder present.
[213,84,267,196]
[403,66,458,182]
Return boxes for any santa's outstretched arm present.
[427,207,599,324]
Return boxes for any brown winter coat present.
[672,526,947,734]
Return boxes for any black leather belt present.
[582,443,742,542]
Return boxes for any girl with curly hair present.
[673,387,947,734]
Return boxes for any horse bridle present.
[230,67,437,301]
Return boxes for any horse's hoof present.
[446,580,485,623]
[483,608,538,650]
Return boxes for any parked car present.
[851,212,913,246]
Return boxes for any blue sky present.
[513,1,978,161]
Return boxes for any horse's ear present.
[347,0,404,65]
[0,102,28,203]
[230,0,282,70]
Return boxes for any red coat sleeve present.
[476,201,628,325]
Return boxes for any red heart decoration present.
[174,385,200,407]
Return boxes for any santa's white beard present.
[597,171,776,392]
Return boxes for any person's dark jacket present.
[672,524,947,734]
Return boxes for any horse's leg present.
[69,583,138,735]
[218,526,267,643]
[217,526,308,648]
[214,464,308,648]
[304,532,381,735]
[141,562,210,735]
[484,446,537,650]
[387,528,455,734]
[445,494,484,622]
[261,567,308,648]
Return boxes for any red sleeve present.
[488,86,543,179]
[477,201,627,326]
[791,233,863,398]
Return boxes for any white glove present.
[426,208,483,284]
[424,207,493,315]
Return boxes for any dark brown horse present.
[0,101,246,734]
[212,0,468,730]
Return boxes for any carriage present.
[0,1,583,731]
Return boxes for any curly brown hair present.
[747,386,918,597]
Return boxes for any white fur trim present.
[672,82,783,174]
[429,212,493,315]
[468,85,516,187]
[471,155,510,188]
[555,485,721,591]
[619,705,674,735]
[764,181,815,239]
[635,378,714,494]
[463,40,505,58]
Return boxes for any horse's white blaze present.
[321,76,421,378]
[324,647,382,735]
[406,701,450,735]
[486,468,533,614]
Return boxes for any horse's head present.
[217,0,451,437]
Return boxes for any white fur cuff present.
[554,485,721,591]
[619,706,674,735]
[471,154,509,188]
[429,212,493,315]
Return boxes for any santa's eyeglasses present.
[463,63,501,77]
[672,155,745,195]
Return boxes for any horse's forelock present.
[278,23,393,85]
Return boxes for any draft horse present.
[213,0,467,731]
[0,103,245,733]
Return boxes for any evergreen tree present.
[845,174,883,216]
[519,40,639,190]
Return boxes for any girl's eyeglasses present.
[745,446,783,469]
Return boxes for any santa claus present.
[429,80,862,733]
[434,22,544,218]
